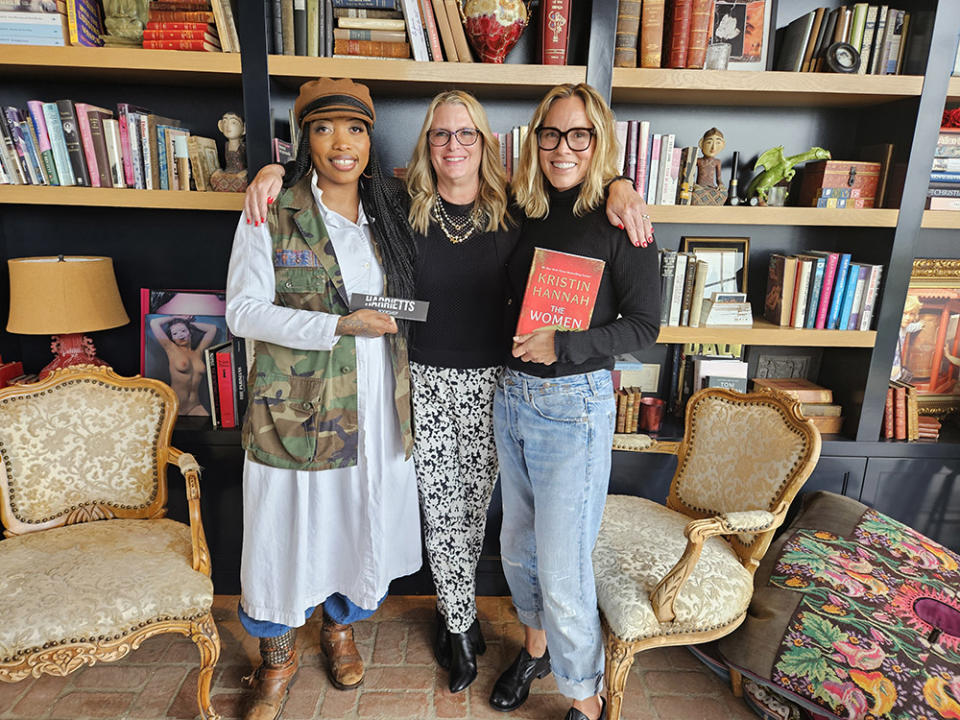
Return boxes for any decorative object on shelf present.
[796,159,882,209]
[898,258,960,417]
[704,42,732,70]
[755,354,811,380]
[681,235,749,294]
[711,0,773,71]
[822,41,860,73]
[209,111,247,193]
[745,145,832,205]
[460,0,529,64]
[691,127,727,206]
[101,0,148,43]
[5,255,130,380]
[726,150,740,205]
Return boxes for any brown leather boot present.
[320,612,364,690]
[242,629,299,720]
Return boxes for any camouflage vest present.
[241,174,413,470]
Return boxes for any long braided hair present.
[283,121,418,343]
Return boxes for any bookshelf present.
[2,0,960,582]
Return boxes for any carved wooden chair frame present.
[0,366,221,720]
[602,388,822,720]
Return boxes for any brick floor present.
[0,596,757,720]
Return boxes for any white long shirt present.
[225,175,421,626]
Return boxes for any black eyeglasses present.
[427,128,481,147]
[535,126,595,152]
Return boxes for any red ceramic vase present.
[460,0,528,64]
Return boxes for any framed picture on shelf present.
[712,0,774,71]
[895,259,960,414]
[681,236,750,295]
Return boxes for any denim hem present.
[514,606,543,630]
[553,669,604,701]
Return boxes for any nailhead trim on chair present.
[2,610,211,662]
[0,379,163,524]
[618,612,747,643]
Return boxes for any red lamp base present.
[38,333,110,380]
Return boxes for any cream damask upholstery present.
[595,388,821,720]
[0,367,220,720]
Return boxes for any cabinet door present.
[862,457,960,550]
[803,456,866,500]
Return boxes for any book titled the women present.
[516,248,605,334]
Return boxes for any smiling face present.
[428,102,482,191]
[309,116,371,192]
[538,95,595,192]
[169,321,190,347]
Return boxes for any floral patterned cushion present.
[594,495,754,642]
[0,379,166,525]
[0,518,213,661]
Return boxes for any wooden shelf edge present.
[0,186,243,211]
[657,318,877,347]
[0,44,242,76]
[650,206,898,227]
[922,210,960,229]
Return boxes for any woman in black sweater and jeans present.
[489,83,661,720]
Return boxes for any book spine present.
[791,260,810,329]
[204,348,221,429]
[27,100,58,185]
[847,264,870,330]
[614,0,640,68]
[398,0,429,60]
[232,336,249,422]
[142,28,216,39]
[334,6,402,16]
[331,0,398,6]
[635,120,650,196]
[293,0,306,55]
[281,0,294,54]
[870,5,889,74]
[127,113,144,189]
[640,0,665,68]
[668,252,688,327]
[803,257,825,329]
[0,111,23,184]
[216,349,236,428]
[540,0,571,65]
[859,5,878,74]
[20,114,48,184]
[659,250,675,327]
[647,134,661,205]
[893,384,906,439]
[333,38,410,56]
[883,385,893,438]
[103,119,125,187]
[56,99,89,186]
[858,264,883,331]
[140,114,153,190]
[116,104,135,187]
[4,109,35,184]
[685,0,712,69]
[272,0,283,53]
[836,262,861,331]
[813,253,837,329]
[86,109,113,188]
[142,38,218,49]
[148,10,216,21]
[679,254,697,326]
[657,133,675,204]
[668,0,692,69]
[418,0,442,60]
[156,126,170,190]
[42,101,74,186]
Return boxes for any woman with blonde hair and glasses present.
[489,83,660,720]
[242,86,653,695]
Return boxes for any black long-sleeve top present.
[506,184,661,378]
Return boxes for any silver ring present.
[641,213,650,219]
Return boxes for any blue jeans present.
[494,368,616,700]
[238,592,386,638]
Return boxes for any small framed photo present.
[712,0,774,71]
[681,236,750,295]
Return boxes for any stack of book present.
[144,0,238,52]
[752,377,843,434]
[332,0,412,59]
[658,248,746,328]
[776,4,927,75]
[763,251,883,332]
[926,126,960,211]
[0,98,222,192]
[0,0,69,46]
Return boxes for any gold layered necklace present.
[431,192,485,244]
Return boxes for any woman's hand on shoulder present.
[336,309,398,338]
[606,178,654,249]
[244,164,285,226]
[512,328,557,365]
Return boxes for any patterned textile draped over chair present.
[593,388,822,720]
[0,366,220,720]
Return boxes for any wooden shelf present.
[0,45,242,84]
[650,206,898,227]
[656,317,877,347]
[268,56,587,98]
[922,210,960,229]
[0,185,243,211]
[611,69,923,107]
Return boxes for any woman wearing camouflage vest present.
[225,78,420,720]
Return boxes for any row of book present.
[776,4,924,75]
[136,1,238,53]
[764,252,883,332]
[884,380,939,441]
[614,0,772,71]
[0,99,223,192]
[753,377,844,434]
[0,0,96,47]
[202,336,252,430]
[658,248,747,329]
[926,126,960,211]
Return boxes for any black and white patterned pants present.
[410,361,501,633]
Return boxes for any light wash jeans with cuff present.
[494,367,616,701]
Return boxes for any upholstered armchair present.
[0,366,220,720]
[594,388,821,720]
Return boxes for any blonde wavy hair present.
[512,83,619,219]
[405,90,510,234]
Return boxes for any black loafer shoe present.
[564,697,606,720]
[489,648,551,712]
[433,611,451,670]
[448,619,486,693]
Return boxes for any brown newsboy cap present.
[294,77,376,128]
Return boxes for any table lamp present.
[6,255,130,379]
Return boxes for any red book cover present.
[540,0,571,65]
[148,10,216,22]
[142,39,221,51]
[686,0,714,68]
[811,251,839,330]
[215,346,236,429]
[883,386,894,439]
[516,248,605,335]
[417,0,444,61]
[145,21,213,30]
[668,0,693,68]
[143,29,219,41]
[893,384,906,440]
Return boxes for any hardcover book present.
[752,377,833,404]
[516,248,605,335]
[539,0,570,65]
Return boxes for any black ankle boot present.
[448,619,486,693]
[564,697,607,720]
[489,647,551,712]
[433,611,451,670]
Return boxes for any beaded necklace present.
[431,192,485,244]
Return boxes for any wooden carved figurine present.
[691,127,727,206]
[209,112,248,193]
